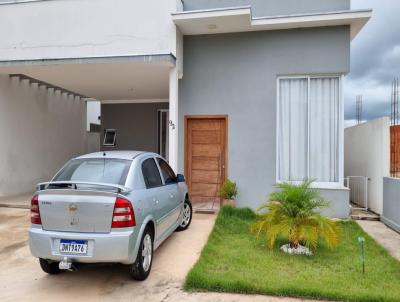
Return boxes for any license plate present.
[59,239,88,255]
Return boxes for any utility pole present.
[391,78,399,126]
[356,95,363,125]
[391,78,400,177]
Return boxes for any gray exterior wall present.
[320,188,350,219]
[178,27,350,217]
[101,103,168,152]
[87,132,101,153]
[382,177,400,233]
[183,0,350,17]
[0,75,87,197]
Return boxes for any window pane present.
[54,159,131,185]
[278,78,308,181]
[309,78,339,182]
[157,158,176,184]
[103,129,116,146]
[141,158,162,189]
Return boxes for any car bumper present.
[29,226,139,264]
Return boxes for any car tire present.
[130,227,153,281]
[176,197,193,232]
[39,258,61,275]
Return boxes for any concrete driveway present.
[0,207,320,302]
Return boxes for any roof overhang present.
[0,54,175,100]
[172,7,372,40]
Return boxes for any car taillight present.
[31,195,41,225]
[111,197,136,228]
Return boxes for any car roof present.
[75,151,158,160]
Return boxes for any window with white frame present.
[103,129,116,147]
[277,76,341,184]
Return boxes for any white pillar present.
[169,67,179,171]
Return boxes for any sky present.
[344,0,400,127]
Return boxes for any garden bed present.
[185,207,400,302]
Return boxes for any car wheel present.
[130,227,153,281]
[39,258,61,275]
[176,197,192,232]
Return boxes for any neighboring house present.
[0,0,371,218]
[345,117,400,216]
[344,117,391,214]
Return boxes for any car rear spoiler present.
[36,181,131,193]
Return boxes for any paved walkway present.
[357,220,400,261]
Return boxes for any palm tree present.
[251,181,341,251]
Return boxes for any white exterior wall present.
[344,117,391,214]
[86,101,100,131]
[0,74,87,196]
[0,0,178,60]
[0,0,179,196]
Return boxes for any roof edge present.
[172,7,372,40]
[0,53,176,68]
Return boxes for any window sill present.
[276,181,348,190]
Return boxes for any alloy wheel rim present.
[181,203,191,227]
[142,234,152,272]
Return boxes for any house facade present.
[0,0,371,218]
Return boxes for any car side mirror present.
[176,174,185,183]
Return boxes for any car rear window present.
[53,158,132,186]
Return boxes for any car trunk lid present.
[38,189,118,233]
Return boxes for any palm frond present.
[251,180,342,252]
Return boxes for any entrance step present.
[193,200,220,214]
[193,207,218,214]
[350,208,380,221]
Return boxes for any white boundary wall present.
[86,101,100,131]
[344,117,390,214]
[0,75,87,196]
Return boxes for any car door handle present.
[169,193,174,199]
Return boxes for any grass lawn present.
[185,207,400,302]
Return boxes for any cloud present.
[345,0,400,121]
[344,77,391,120]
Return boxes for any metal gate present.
[345,176,369,209]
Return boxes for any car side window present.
[141,158,162,189]
[157,158,177,185]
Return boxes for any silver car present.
[29,151,193,281]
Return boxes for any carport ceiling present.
[0,56,173,101]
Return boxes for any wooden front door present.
[185,115,227,210]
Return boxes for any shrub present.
[251,180,341,250]
[220,179,238,200]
